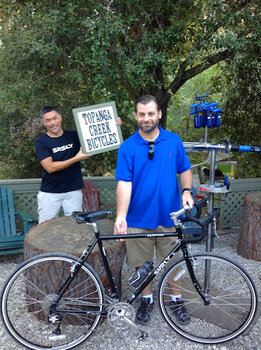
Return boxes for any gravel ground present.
[0,230,260,350]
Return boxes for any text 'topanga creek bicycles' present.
[0,197,259,350]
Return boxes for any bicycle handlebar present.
[184,208,214,228]
[193,196,208,217]
[170,197,213,228]
[170,197,214,243]
[183,141,261,154]
[230,145,261,153]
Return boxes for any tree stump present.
[237,192,261,261]
[24,216,126,298]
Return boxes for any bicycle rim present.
[158,254,258,344]
[1,253,104,350]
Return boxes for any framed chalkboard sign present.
[72,101,123,155]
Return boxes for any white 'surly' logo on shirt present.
[52,143,73,153]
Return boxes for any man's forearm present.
[179,169,193,190]
[41,156,79,174]
[116,180,132,218]
[180,169,194,208]
[41,148,90,174]
[114,180,132,235]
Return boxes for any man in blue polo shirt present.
[114,95,194,326]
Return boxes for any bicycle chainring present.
[107,302,136,330]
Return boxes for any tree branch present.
[167,49,231,100]
[119,115,138,131]
[184,49,231,79]
[158,49,232,128]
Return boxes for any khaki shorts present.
[126,226,178,267]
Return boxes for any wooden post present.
[237,192,261,261]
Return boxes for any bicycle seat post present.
[87,222,99,235]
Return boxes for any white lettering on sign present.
[86,133,118,151]
[81,109,113,125]
[89,122,111,136]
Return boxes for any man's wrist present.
[182,187,192,194]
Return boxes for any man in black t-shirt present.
[35,106,90,224]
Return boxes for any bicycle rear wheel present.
[1,253,105,350]
[158,254,258,344]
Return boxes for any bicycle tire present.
[158,253,258,344]
[1,253,105,350]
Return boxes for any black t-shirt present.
[35,130,83,193]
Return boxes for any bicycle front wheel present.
[158,254,258,344]
[1,253,105,350]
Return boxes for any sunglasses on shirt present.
[148,142,155,160]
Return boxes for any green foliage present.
[166,58,261,179]
[0,0,260,178]
[213,55,261,178]
[167,65,221,138]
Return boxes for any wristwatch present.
[182,187,192,194]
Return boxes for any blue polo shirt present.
[115,127,191,229]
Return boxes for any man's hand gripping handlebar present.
[170,197,214,243]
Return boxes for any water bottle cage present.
[129,261,153,288]
[129,271,142,288]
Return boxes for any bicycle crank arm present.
[122,316,148,341]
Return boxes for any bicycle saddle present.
[73,210,112,223]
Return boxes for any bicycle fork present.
[182,245,211,305]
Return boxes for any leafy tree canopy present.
[0,0,260,178]
[214,54,261,178]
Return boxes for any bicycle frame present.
[52,221,210,315]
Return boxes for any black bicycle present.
[0,197,258,349]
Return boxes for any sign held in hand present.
[73,101,123,155]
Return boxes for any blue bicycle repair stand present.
[189,94,230,195]
[186,95,230,252]
[184,95,261,251]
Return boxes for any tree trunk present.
[237,192,261,261]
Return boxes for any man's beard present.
[137,120,159,133]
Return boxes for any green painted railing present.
[0,177,117,218]
[219,178,261,228]
[0,177,260,229]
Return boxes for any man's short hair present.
[134,95,161,112]
[41,106,61,118]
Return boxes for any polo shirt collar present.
[135,126,168,144]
